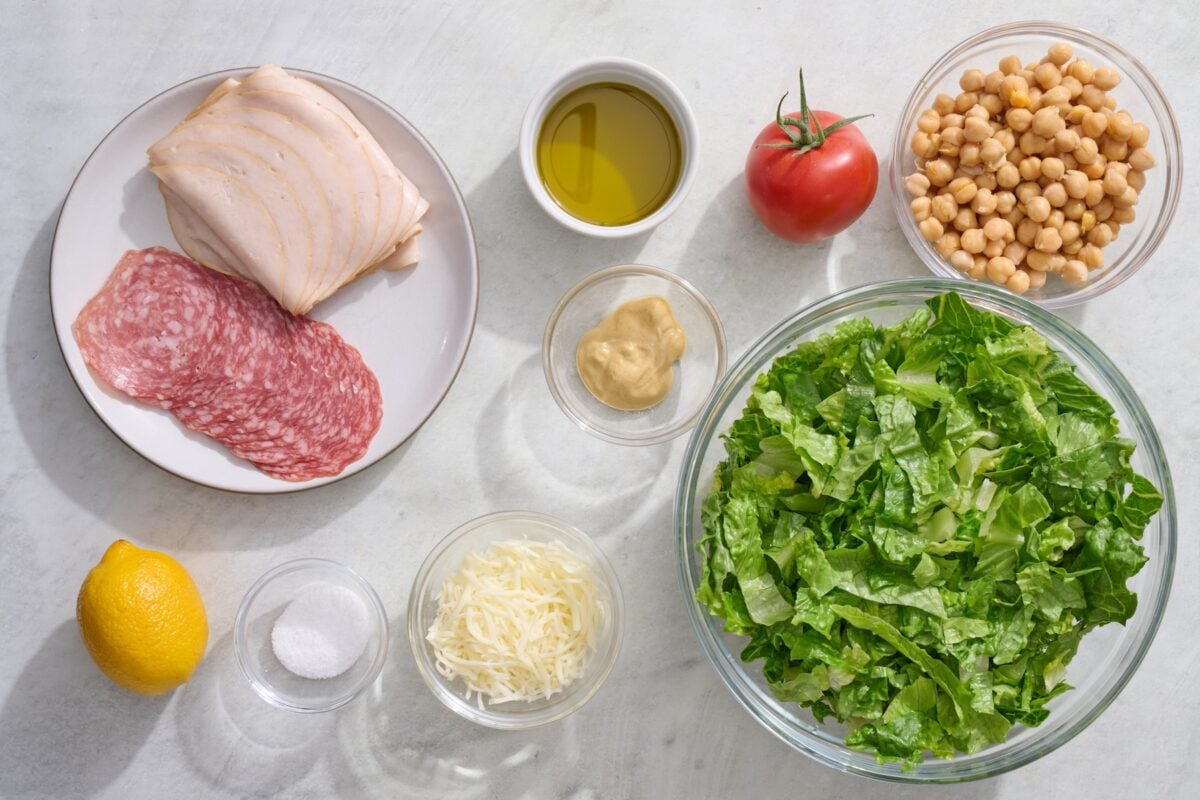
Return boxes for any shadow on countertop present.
[0,620,168,799]
[5,208,407,553]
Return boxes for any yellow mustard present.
[576,296,687,411]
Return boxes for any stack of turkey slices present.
[148,65,428,316]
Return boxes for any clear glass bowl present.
[407,511,624,729]
[543,264,727,445]
[889,21,1182,308]
[234,558,389,713]
[675,278,1176,782]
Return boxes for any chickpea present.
[1068,58,1094,84]
[1094,197,1115,221]
[1080,244,1104,270]
[946,249,973,272]
[1033,62,1061,90]
[1085,179,1106,206]
[1005,107,1034,133]
[1054,128,1081,153]
[960,69,986,92]
[1043,182,1068,208]
[976,171,999,191]
[911,130,938,159]
[1127,169,1146,192]
[953,207,978,232]
[946,177,976,205]
[968,255,988,281]
[964,103,990,120]
[1092,67,1121,90]
[1026,268,1047,289]
[980,138,1007,169]
[1111,206,1136,224]
[1080,84,1107,111]
[1081,210,1097,232]
[1009,89,1031,109]
[910,196,932,221]
[1080,112,1108,140]
[986,256,1017,285]
[1101,137,1129,162]
[935,231,961,258]
[1063,238,1084,256]
[996,162,1021,189]
[1073,137,1099,164]
[931,94,955,115]
[1128,147,1156,171]
[942,113,965,131]
[1047,209,1066,229]
[1064,198,1086,220]
[982,69,1004,94]
[1041,85,1072,108]
[1089,218,1115,245]
[962,116,991,144]
[1017,217,1041,246]
[1105,112,1133,141]
[961,227,987,254]
[1059,220,1082,244]
[1033,226,1062,253]
[1061,260,1088,284]
[1007,268,1031,294]
[1019,131,1048,155]
[1039,157,1065,181]
[1128,122,1150,149]
[967,187,993,214]
[1018,157,1042,182]
[1025,250,1052,271]
[999,55,1022,75]
[905,173,931,197]
[1016,181,1041,204]
[1081,155,1108,180]
[983,237,1006,258]
[915,110,938,135]
[978,93,1003,117]
[1000,74,1029,100]
[994,190,1017,214]
[919,217,944,241]
[1066,104,1091,125]
[1113,185,1139,208]
[1023,195,1051,223]
[959,143,982,167]
[1060,170,1086,200]
[1047,43,1073,65]
[926,159,955,186]
[983,217,1013,242]
[932,193,959,223]
[1060,75,1084,99]
[1031,107,1066,137]
[1102,168,1128,196]
[955,92,979,113]
[1060,151,1079,170]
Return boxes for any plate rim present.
[48,65,480,495]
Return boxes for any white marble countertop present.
[2,1,1197,797]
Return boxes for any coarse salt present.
[271,582,371,680]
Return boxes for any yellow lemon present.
[76,540,208,696]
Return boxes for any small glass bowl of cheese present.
[543,264,727,446]
[407,511,624,729]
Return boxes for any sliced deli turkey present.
[148,65,428,315]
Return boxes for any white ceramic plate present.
[50,68,478,493]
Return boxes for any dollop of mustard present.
[575,296,687,411]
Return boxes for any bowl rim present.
[518,56,701,238]
[233,557,390,713]
[406,509,626,730]
[542,263,728,446]
[675,277,1177,782]
[888,20,1183,309]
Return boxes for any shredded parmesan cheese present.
[426,539,606,707]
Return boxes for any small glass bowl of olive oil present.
[520,58,699,237]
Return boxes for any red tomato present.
[745,85,879,243]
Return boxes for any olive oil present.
[536,82,682,226]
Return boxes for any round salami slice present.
[73,247,383,482]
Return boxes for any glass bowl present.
[675,278,1176,782]
[889,21,1182,308]
[234,558,389,713]
[407,511,624,729]
[543,264,727,445]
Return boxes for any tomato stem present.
[763,69,873,155]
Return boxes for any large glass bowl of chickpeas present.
[889,21,1182,307]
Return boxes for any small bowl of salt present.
[234,558,388,713]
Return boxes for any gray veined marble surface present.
[2,1,1198,798]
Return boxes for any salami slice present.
[73,247,383,482]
